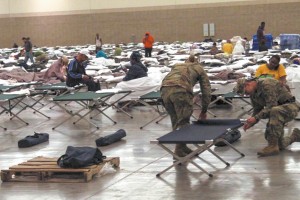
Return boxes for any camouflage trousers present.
[264,102,299,140]
[161,86,193,130]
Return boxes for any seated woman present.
[123,51,148,81]
[255,55,289,90]
[42,56,69,83]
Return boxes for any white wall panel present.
[0,0,10,15]
[90,0,253,9]
[1,0,295,15]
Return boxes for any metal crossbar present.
[52,92,116,130]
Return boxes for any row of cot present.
[0,82,176,130]
[0,81,252,131]
[0,82,134,130]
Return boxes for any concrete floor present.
[1,85,300,200]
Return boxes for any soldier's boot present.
[279,128,300,150]
[174,144,188,158]
[257,137,280,157]
[181,144,193,154]
[291,128,300,142]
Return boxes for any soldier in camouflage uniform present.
[160,58,211,157]
[234,77,300,157]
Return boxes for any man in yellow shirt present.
[222,39,234,54]
[255,55,287,85]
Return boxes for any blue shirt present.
[96,50,107,58]
[67,58,86,79]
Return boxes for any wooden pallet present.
[1,156,120,183]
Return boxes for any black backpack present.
[57,146,106,168]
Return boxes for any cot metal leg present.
[48,89,77,109]
[0,125,7,131]
[49,101,72,110]
[140,114,167,129]
[189,160,213,177]
[27,95,45,107]
[156,143,213,177]
[6,97,24,116]
[208,97,221,108]
[72,109,96,125]
[35,95,54,110]
[240,98,252,108]
[207,149,230,166]
[209,96,234,108]
[207,110,217,118]
[1,98,29,125]
[138,100,168,129]
[112,105,133,118]
[9,113,29,125]
[140,116,161,129]
[155,113,168,124]
[52,102,93,129]
[155,144,187,177]
[105,91,133,119]
[20,95,51,119]
[193,144,230,166]
[90,96,132,120]
[209,96,235,108]
[72,115,100,129]
[73,106,117,125]
[49,103,58,110]
[94,106,117,124]
[72,101,96,123]
[9,106,28,122]
[216,138,245,157]
[176,146,214,177]
[194,102,216,117]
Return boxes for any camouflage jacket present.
[161,63,211,112]
[251,78,295,120]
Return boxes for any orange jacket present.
[143,32,154,48]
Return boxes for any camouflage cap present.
[233,78,246,95]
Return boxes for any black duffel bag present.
[57,146,106,168]
[95,129,126,147]
[214,129,241,147]
[18,132,49,148]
